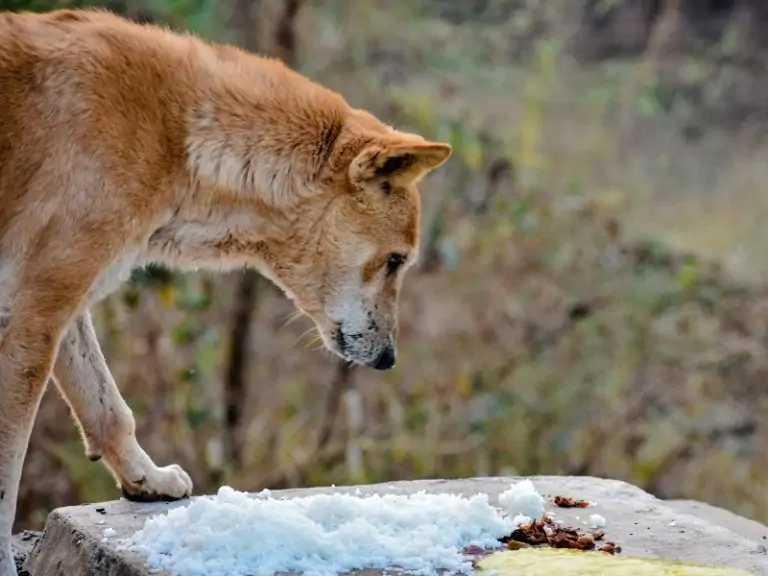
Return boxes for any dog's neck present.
[147,56,348,283]
[184,53,346,209]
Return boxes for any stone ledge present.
[666,499,767,547]
[19,476,768,575]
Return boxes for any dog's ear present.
[349,139,452,187]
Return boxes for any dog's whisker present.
[281,310,305,330]
[294,326,319,347]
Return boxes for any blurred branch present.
[264,361,355,489]
[419,160,468,273]
[228,0,262,51]
[487,296,606,387]
[644,418,758,496]
[269,0,358,489]
[223,270,261,469]
[565,358,656,476]
[221,0,268,475]
[260,440,347,489]
[616,0,681,144]
[275,0,302,67]
[223,0,306,476]
[317,362,355,449]
[643,435,696,496]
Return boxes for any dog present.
[0,8,451,573]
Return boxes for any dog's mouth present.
[304,312,397,371]
[332,327,396,371]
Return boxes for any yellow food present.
[476,549,752,576]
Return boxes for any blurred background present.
[5,0,768,532]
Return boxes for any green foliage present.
[51,441,117,504]
[152,0,219,35]
[0,0,88,11]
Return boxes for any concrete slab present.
[666,500,767,546]
[22,476,768,575]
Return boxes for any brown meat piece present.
[553,496,591,508]
[598,542,622,555]
[501,517,621,554]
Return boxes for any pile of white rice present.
[119,480,547,576]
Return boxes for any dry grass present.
[13,0,768,532]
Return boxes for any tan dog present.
[0,8,450,573]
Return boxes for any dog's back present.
[0,9,352,244]
[0,10,199,248]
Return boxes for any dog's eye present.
[386,253,406,275]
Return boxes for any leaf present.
[51,441,116,504]
[637,93,660,117]
[676,262,700,289]
[158,284,176,308]
[633,459,658,483]
[568,177,584,196]
[171,321,197,345]
[122,287,141,310]
[593,188,627,211]
[196,342,221,377]
[455,372,472,397]
[186,405,207,430]
[461,133,484,172]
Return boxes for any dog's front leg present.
[52,310,192,502]
[0,299,77,576]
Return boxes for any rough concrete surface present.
[20,476,768,575]
[666,500,767,546]
[12,531,41,575]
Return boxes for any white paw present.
[120,463,193,503]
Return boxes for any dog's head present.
[271,111,451,370]
[189,91,450,369]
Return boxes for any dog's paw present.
[120,463,193,503]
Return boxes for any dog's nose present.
[371,344,396,371]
